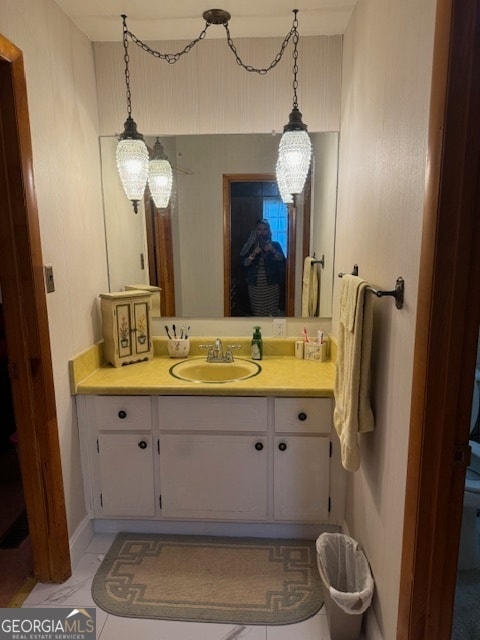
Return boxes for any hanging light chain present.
[121,11,299,74]
[122,15,133,117]
[291,10,299,109]
[223,16,297,75]
[124,17,211,63]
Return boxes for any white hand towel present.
[334,274,374,471]
[301,257,319,317]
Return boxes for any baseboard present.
[363,606,383,640]
[341,521,383,640]
[69,516,94,569]
[93,518,340,539]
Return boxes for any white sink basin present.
[169,358,261,383]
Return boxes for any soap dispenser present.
[251,326,263,360]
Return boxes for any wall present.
[0,1,107,537]
[94,35,342,136]
[334,0,436,637]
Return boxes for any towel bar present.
[311,254,325,268]
[338,266,405,310]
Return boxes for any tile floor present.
[21,533,355,640]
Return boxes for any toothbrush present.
[180,326,185,339]
[303,328,309,342]
[185,325,191,339]
[164,325,172,339]
[172,324,177,338]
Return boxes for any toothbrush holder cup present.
[167,338,190,359]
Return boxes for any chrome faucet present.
[213,338,224,361]
[199,339,242,362]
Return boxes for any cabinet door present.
[97,433,155,517]
[274,436,330,521]
[160,434,267,520]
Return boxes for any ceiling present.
[53,0,356,42]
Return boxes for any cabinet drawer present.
[274,398,332,434]
[158,396,268,432]
[86,396,152,430]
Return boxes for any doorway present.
[397,0,480,637]
[0,35,70,584]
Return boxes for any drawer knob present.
[278,441,287,451]
[254,441,264,451]
[298,412,307,421]
[138,440,148,449]
[118,410,127,419]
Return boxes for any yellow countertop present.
[70,338,336,398]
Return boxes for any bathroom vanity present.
[71,338,344,536]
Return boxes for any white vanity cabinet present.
[76,395,156,517]
[76,393,340,527]
[273,398,332,522]
[157,397,268,520]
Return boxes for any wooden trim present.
[0,36,71,582]
[285,202,296,316]
[145,195,175,316]
[223,175,232,317]
[397,0,480,637]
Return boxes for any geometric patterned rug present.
[92,533,323,625]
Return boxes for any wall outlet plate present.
[272,318,287,337]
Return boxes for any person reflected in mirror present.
[240,218,286,316]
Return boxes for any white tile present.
[85,533,117,554]
[266,611,331,640]
[98,617,267,640]
[23,552,102,607]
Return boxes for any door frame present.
[223,173,311,317]
[0,36,71,582]
[397,0,480,637]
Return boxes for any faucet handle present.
[225,345,242,362]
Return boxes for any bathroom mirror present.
[100,132,338,318]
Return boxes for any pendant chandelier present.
[116,15,149,214]
[276,10,312,199]
[148,138,173,209]
[116,9,311,213]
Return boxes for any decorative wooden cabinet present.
[99,291,153,367]
[124,284,162,317]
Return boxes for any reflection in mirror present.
[100,132,338,318]
[224,175,305,317]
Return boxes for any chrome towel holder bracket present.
[338,264,405,310]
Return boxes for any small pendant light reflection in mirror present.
[276,10,312,198]
[276,158,294,204]
[148,138,173,209]
[116,15,149,213]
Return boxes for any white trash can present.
[316,533,374,640]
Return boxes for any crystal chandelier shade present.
[275,158,294,204]
[148,139,173,209]
[277,126,312,195]
[116,130,149,213]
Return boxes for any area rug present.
[92,533,323,625]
